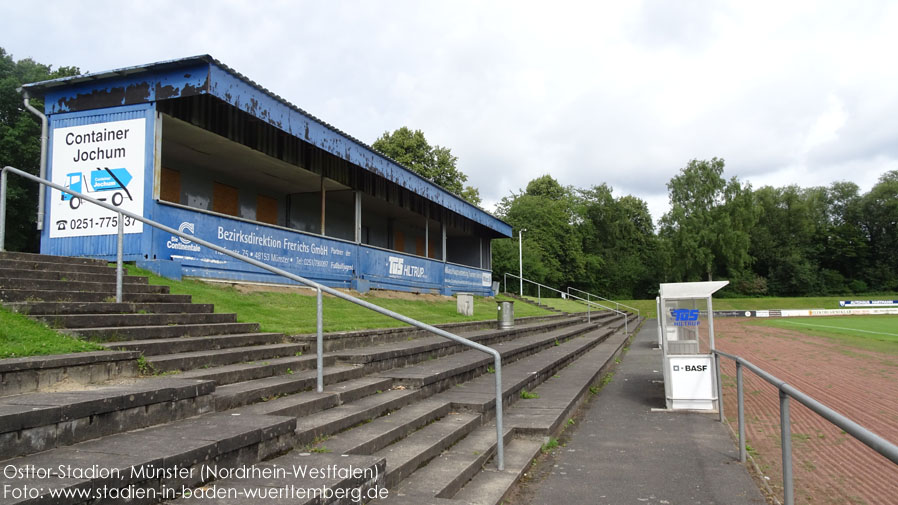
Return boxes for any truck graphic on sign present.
[62,167,133,208]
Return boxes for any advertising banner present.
[49,118,146,237]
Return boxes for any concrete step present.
[3,300,215,315]
[396,422,514,499]
[374,411,481,488]
[0,267,148,284]
[325,398,452,456]
[0,288,192,303]
[440,327,615,413]
[0,251,108,267]
[103,332,287,356]
[0,277,168,293]
[64,321,261,341]
[38,311,238,329]
[0,412,296,505]
[177,355,328,386]
[451,438,543,505]
[0,378,215,460]
[380,321,603,394]
[146,342,307,372]
[294,388,424,446]
[238,376,393,417]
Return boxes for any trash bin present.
[497,300,514,329]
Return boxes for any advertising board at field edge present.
[49,118,146,238]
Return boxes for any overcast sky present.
[3,1,897,222]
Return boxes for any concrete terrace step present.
[440,327,615,413]
[395,422,514,499]
[505,328,630,436]
[294,388,424,446]
[37,311,238,329]
[0,277,168,293]
[0,378,214,460]
[0,412,296,505]
[330,317,588,370]
[380,321,602,393]
[374,411,482,488]
[0,267,148,284]
[324,398,452,456]
[0,251,108,266]
[238,376,393,417]
[104,332,287,356]
[176,355,329,386]
[451,438,543,505]
[0,288,192,303]
[0,259,116,275]
[3,301,215,315]
[145,342,307,372]
[64,321,261,341]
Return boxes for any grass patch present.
[124,265,552,335]
[541,437,560,453]
[746,315,898,354]
[520,389,540,399]
[0,307,104,359]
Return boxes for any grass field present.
[746,315,898,354]
[0,307,104,359]
[126,265,553,335]
[526,295,898,319]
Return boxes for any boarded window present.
[257,194,278,225]
[213,182,239,217]
[394,230,405,253]
[160,167,181,203]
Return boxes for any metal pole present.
[737,361,746,463]
[716,353,724,423]
[116,213,123,304]
[587,300,591,323]
[518,229,524,297]
[494,356,505,471]
[538,285,540,306]
[316,287,324,393]
[503,273,506,294]
[780,390,794,505]
[0,169,7,252]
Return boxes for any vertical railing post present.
[737,361,746,463]
[716,353,725,423]
[493,355,505,471]
[0,168,7,252]
[587,300,591,323]
[316,287,324,393]
[538,284,541,306]
[503,273,506,294]
[780,389,794,505]
[116,212,123,304]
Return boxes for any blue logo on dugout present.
[671,309,700,326]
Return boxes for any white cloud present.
[2,0,897,224]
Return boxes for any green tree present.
[860,171,898,290]
[0,48,79,251]
[372,126,481,205]
[660,158,756,282]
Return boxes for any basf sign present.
[49,118,146,238]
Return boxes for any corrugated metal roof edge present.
[21,55,511,237]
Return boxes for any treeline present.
[491,159,898,299]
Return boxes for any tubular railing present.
[565,286,640,318]
[0,166,506,470]
[503,272,631,333]
[714,349,898,505]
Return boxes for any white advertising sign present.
[668,355,715,410]
[49,118,145,238]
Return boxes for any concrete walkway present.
[524,320,766,505]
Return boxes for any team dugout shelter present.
[22,55,511,295]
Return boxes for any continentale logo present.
[166,222,201,252]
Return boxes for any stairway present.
[0,252,642,505]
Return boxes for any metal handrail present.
[565,286,640,318]
[713,349,898,505]
[503,272,631,333]
[0,165,506,470]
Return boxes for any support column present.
[354,191,362,243]
[319,175,326,235]
[479,237,483,268]
[424,206,430,258]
